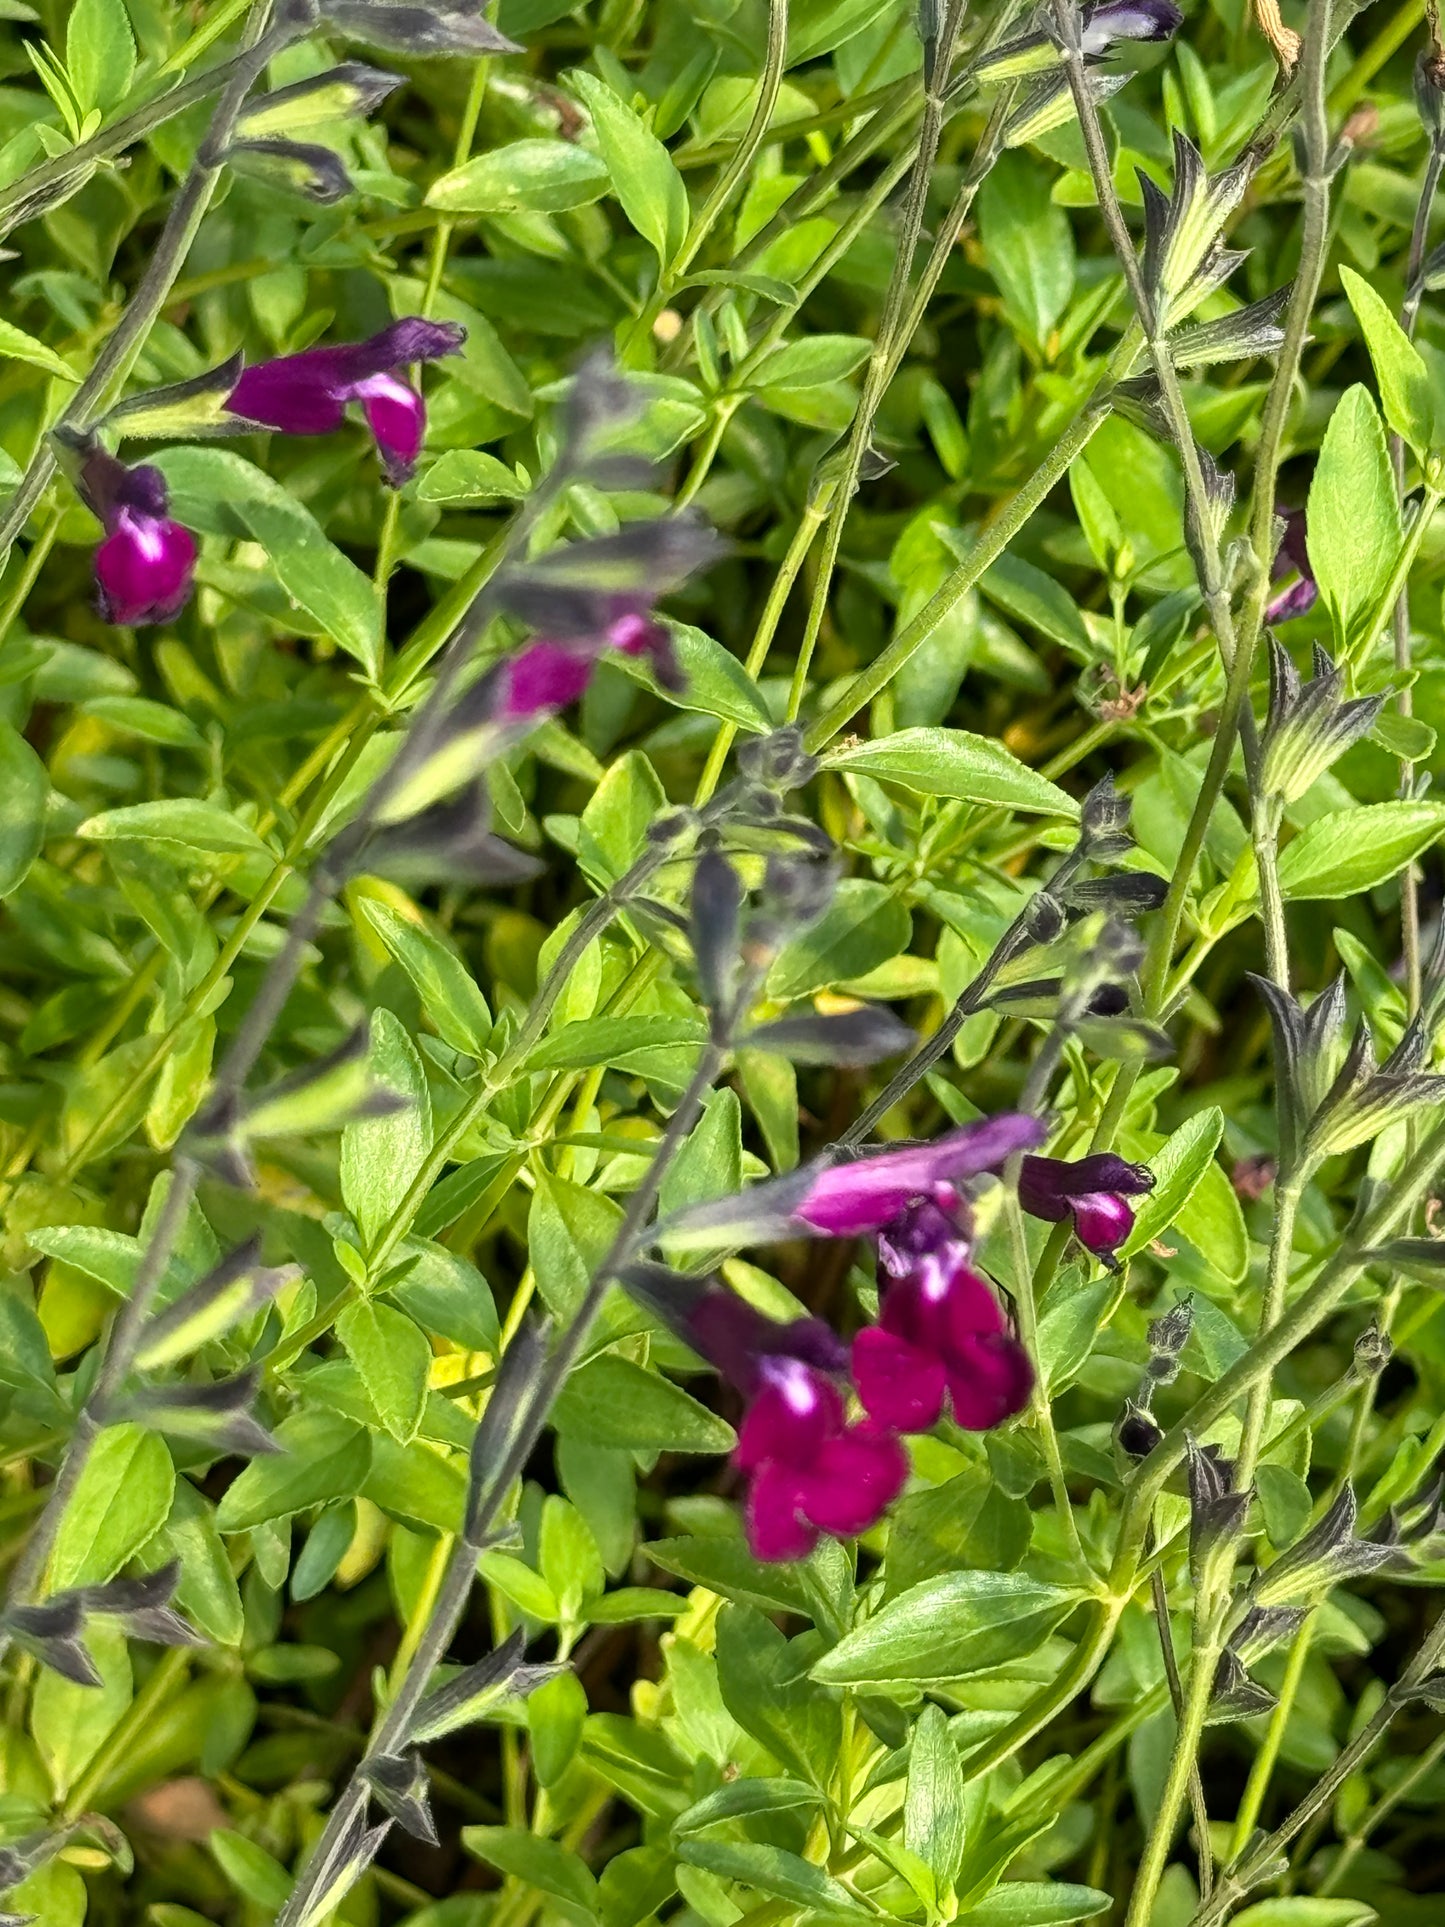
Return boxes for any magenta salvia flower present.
[224,317,465,485]
[851,1201,1033,1434]
[78,448,197,628]
[1018,1152,1155,1262]
[633,1270,905,1562]
[737,1360,908,1562]
[1266,507,1317,624]
[793,1114,1047,1238]
[497,608,681,725]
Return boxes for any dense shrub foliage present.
[5,0,1445,1918]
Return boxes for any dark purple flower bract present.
[224,316,465,484]
[1019,1152,1155,1261]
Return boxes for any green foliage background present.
[1,0,1445,1919]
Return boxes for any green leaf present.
[1120,1106,1221,1259]
[339,1007,432,1249]
[1341,264,1438,455]
[674,1778,825,1833]
[243,499,384,679]
[644,1535,813,1616]
[1277,801,1445,901]
[822,728,1079,816]
[552,1354,736,1453]
[428,138,610,212]
[716,1606,842,1787]
[526,1013,708,1072]
[768,879,912,999]
[78,798,273,860]
[358,898,492,1055]
[417,450,528,506]
[611,621,772,731]
[811,1572,1078,1684]
[0,721,47,896]
[153,447,383,676]
[1036,1272,1117,1393]
[66,0,134,112]
[978,150,1076,346]
[571,69,688,267]
[31,1621,131,1797]
[215,1409,372,1531]
[463,1827,599,1924]
[677,1840,869,1918]
[210,1832,292,1911]
[1231,1905,1376,1927]
[578,750,666,885]
[337,1297,431,1443]
[958,1883,1113,1925]
[979,552,1092,654]
[0,316,80,381]
[754,333,871,390]
[905,1702,966,1888]
[1306,385,1400,651]
[50,1422,175,1588]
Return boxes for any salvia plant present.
[6,0,1445,1920]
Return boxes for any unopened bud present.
[1353,1322,1393,1380]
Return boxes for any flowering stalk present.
[0,0,287,578]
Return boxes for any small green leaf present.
[66,0,135,112]
[823,727,1078,816]
[339,1008,432,1250]
[768,879,912,999]
[1278,801,1445,901]
[357,898,492,1055]
[463,1827,599,1924]
[811,1572,1077,1684]
[0,316,80,381]
[215,1409,372,1532]
[50,1422,175,1588]
[552,1354,736,1453]
[0,721,47,896]
[1306,385,1400,651]
[1341,264,1438,455]
[571,69,688,267]
[336,1297,431,1443]
[428,138,610,212]
[79,798,273,861]
[1120,1106,1221,1259]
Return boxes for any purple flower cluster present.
[81,318,463,627]
[659,1118,1155,1561]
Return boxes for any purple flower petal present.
[734,1362,843,1472]
[1071,1191,1138,1254]
[944,1334,1034,1430]
[745,1461,819,1562]
[1080,0,1182,50]
[355,372,427,485]
[224,318,464,466]
[95,510,197,626]
[852,1326,947,1434]
[795,1114,1047,1238]
[1265,577,1318,624]
[226,355,352,434]
[500,641,596,721]
[797,1427,909,1538]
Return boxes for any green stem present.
[1228,1608,1316,1860]
[1237,1175,1304,1487]
[804,389,1120,751]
